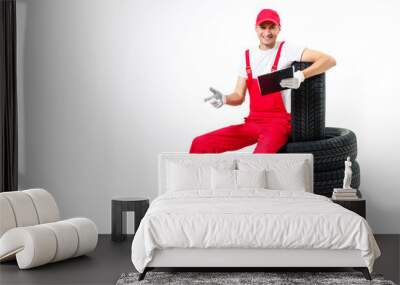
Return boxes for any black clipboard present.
[257,66,294,96]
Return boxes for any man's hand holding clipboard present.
[257,66,305,96]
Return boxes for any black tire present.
[280,127,358,172]
[290,61,326,142]
[314,160,360,197]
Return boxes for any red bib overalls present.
[190,42,291,154]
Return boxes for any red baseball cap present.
[256,9,280,26]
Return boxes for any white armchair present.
[0,188,98,269]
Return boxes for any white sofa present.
[0,188,98,269]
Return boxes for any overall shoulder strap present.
[271,41,285,72]
[245,49,253,80]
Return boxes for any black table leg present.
[112,201,126,241]
[134,201,149,235]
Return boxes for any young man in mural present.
[189,9,336,153]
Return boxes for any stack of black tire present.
[280,62,360,197]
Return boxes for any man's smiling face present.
[255,21,281,49]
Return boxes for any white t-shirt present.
[238,41,306,113]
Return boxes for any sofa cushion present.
[24,189,60,224]
[0,192,39,227]
[0,196,17,237]
[0,218,98,269]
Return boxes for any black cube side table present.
[332,199,366,219]
[111,197,149,242]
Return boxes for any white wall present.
[16,0,400,233]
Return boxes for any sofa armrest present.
[0,225,57,268]
[0,218,98,269]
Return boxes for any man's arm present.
[224,77,247,106]
[300,48,336,79]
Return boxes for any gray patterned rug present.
[116,271,396,285]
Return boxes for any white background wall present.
[16,0,400,233]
